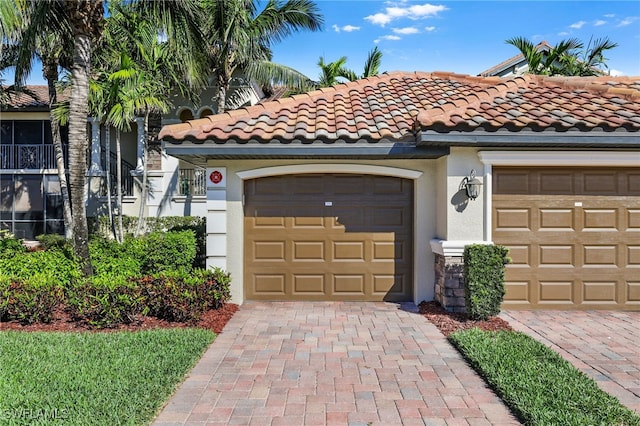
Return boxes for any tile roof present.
[1,86,51,109]
[159,72,640,145]
[417,75,640,133]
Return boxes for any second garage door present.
[244,174,413,301]
[493,167,640,310]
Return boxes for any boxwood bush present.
[143,230,197,274]
[463,244,510,320]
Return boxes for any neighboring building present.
[159,72,640,311]
[479,41,552,77]
[0,75,264,239]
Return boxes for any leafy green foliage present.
[36,233,71,251]
[65,276,144,329]
[0,230,25,256]
[463,244,510,320]
[139,268,231,323]
[143,230,197,274]
[89,236,144,278]
[0,278,63,324]
[0,248,82,286]
[449,329,640,426]
[0,329,215,425]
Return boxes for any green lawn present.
[449,328,640,426]
[0,328,215,425]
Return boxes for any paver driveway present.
[502,310,640,414]
[154,301,519,425]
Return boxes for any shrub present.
[463,244,510,320]
[0,248,81,286]
[142,230,197,274]
[66,276,144,328]
[0,230,25,256]
[139,268,231,322]
[90,236,143,278]
[0,277,63,324]
[36,233,70,251]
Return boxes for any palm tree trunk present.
[67,30,93,276]
[44,63,73,240]
[135,112,149,237]
[116,128,123,243]
[104,124,115,239]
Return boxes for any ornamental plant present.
[463,244,510,320]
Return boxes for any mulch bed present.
[0,303,239,334]
[3,300,513,337]
[418,301,513,337]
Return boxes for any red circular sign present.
[209,170,223,184]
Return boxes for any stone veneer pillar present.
[433,253,466,312]
[431,239,491,313]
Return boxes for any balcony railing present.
[100,148,135,197]
[0,144,68,170]
[178,168,206,196]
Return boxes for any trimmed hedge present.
[463,244,510,320]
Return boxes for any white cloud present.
[609,69,625,77]
[425,26,436,32]
[594,20,607,26]
[569,20,587,29]
[392,26,420,34]
[558,31,570,36]
[332,24,361,33]
[374,35,402,44]
[604,13,615,18]
[618,16,639,27]
[365,3,447,27]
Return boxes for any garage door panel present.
[245,174,413,301]
[293,275,325,294]
[539,245,575,267]
[254,241,285,261]
[628,282,640,303]
[539,208,575,230]
[494,167,638,310]
[583,245,618,266]
[583,281,617,304]
[293,241,325,261]
[495,208,530,230]
[628,210,640,229]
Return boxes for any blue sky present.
[272,0,640,79]
[13,0,640,85]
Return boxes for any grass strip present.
[0,328,215,425]
[449,328,640,426]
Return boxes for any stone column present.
[206,167,227,270]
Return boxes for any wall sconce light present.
[461,169,483,200]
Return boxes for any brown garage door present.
[493,167,640,310]
[244,174,413,301]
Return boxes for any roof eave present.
[418,129,640,148]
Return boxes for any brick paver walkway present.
[502,310,640,414]
[154,301,519,425]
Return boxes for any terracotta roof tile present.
[1,85,54,109]
[159,72,640,144]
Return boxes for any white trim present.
[483,163,493,242]
[478,151,640,167]
[430,239,492,257]
[236,163,423,180]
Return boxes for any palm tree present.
[1,0,75,240]
[201,0,323,113]
[316,46,383,87]
[505,36,617,76]
[5,0,205,275]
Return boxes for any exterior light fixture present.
[461,169,483,200]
